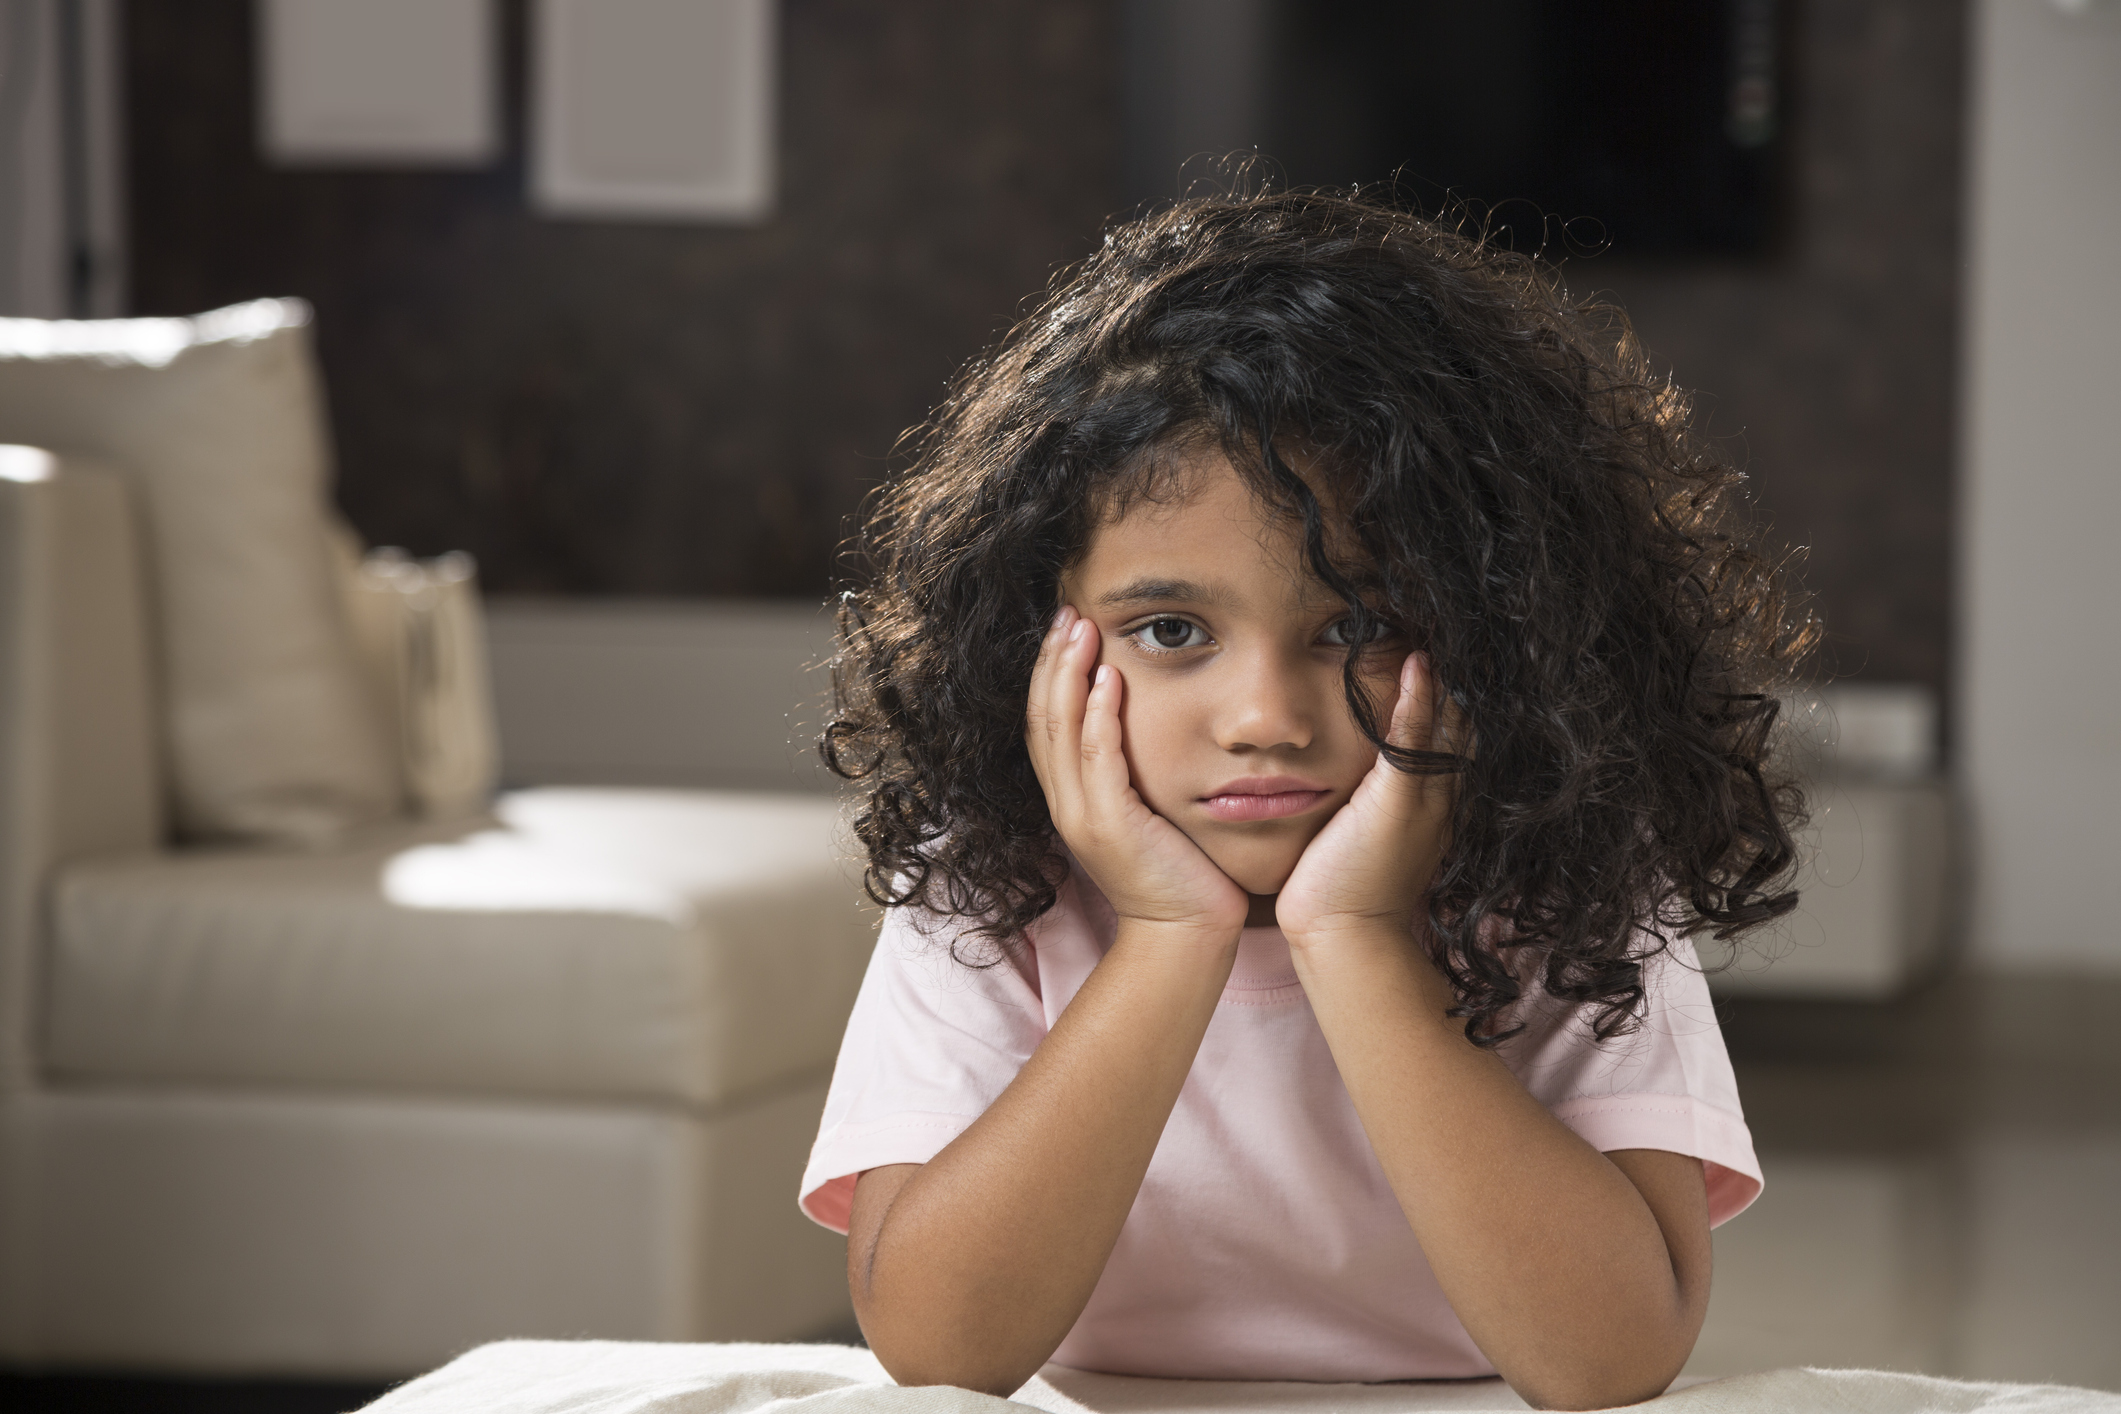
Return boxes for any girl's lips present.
[1198,780,1332,822]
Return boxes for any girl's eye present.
[1132,617,1208,651]
[1321,615,1392,647]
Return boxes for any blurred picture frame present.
[257,0,499,167]
[530,0,777,224]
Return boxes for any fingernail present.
[1070,619,1089,644]
[1401,655,1418,692]
[1095,665,1112,686]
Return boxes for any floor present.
[1688,973,2121,1391]
[3,973,2115,1411]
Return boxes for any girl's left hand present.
[1276,652,1459,950]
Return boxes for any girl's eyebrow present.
[1097,577,1225,608]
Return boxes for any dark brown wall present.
[126,0,1118,596]
[1594,1,1965,692]
[126,0,1961,696]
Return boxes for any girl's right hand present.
[1026,606,1249,943]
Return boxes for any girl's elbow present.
[1513,1343,1692,1411]
[858,1298,1045,1400]
[1520,1374,1674,1412]
[868,1337,1038,1401]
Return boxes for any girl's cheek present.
[1113,680,1191,794]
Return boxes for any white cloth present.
[358,1341,2121,1414]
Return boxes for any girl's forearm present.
[1291,929,1710,1411]
[849,922,1238,1397]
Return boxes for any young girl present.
[799,193,1809,1410]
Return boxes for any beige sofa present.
[0,463,871,1376]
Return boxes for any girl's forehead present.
[1094,435,1355,524]
[1070,458,1358,612]
[1089,453,1290,547]
[1088,447,1362,561]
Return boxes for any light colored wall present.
[0,0,125,318]
[1959,0,2121,970]
[484,597,841,795]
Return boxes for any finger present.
[1077,661,1134,826]
[1385,652,1440,753]
[1040,615,1101,822]
[1024,606,1077,784]
[1026,607,1082,747]
[1027,605,1076,711]
[1045,615,1097,751]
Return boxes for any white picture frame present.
[257,0,499,167]
[530,0,776,223]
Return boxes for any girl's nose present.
[1212,647,1319,753]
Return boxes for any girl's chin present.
[1203,851,1302,900]
[1173,816,1319,900]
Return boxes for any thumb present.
[1386,653,1437,752]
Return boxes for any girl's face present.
[1058,450,1406,901]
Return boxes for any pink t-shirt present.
[800,863,1762,1383]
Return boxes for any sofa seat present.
[43,788,876,1109]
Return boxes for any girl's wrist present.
[1281,912,1418,959]
[1287,919,1461,1023]
[1111,914,1244,957]
[1102,918,1244,1013]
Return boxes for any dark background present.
[124,0,1963,700]
[1256,0,1782,256]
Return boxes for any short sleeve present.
[1502,935,1764,1226]
[797,905,1047,1233]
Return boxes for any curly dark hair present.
[824,190,1815,1043]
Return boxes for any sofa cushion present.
[0,300,401,846]
[44,789,876,1109]
[334,530,501,821]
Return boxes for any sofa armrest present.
[0,455,162,1091]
